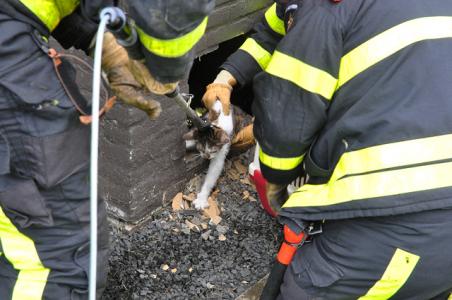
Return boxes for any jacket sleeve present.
[52,7,98,54]
[221,2,287,87]
[52,1,114,53]
[128,0,215,83]
[252,1,343,184]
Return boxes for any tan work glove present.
[231,124,256,151]
[128,59,177,95]
[266,182,289,216]
[202,70,237,116]
[101,32,177,119]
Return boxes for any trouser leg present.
[278,208,452,299]
[36,172,110,299]
[0,172,110,300]
[277,267,311,300]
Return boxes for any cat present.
[183,101,252,210]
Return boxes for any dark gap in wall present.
[188,35,254,115]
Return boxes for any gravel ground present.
[102,153,282,299]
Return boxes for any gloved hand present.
[266,182,289,216]
[128,58,177,95]
[105,65,162,119]
[101,32,177,119]
[202,70,237,116]
[231,124,256,151]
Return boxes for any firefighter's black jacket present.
[252,0,452,220]
[221,1,288,87]
[0,0,215,83]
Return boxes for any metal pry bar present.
[166,87,212,132]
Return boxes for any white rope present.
[90,13,109,300]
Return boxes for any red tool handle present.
[260,226,305,300]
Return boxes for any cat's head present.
[183,108,231,159]
[183,125,230,159]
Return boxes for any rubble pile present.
[103,154,281,299]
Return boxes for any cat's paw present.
[193,197,209,210]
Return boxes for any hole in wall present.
[188,35,254,115]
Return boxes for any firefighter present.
[251,0,452,298]
[0,0,213,299]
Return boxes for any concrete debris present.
[183,193,196,202]
[210,216,222,225]
[201,230,211,241]
[216,225,229,235]
[171,193,184,211]
[185,219,200,232]
[191,217,202,226]
[202,196,221,219]
[181,226,191,235]
[206,283,215,289]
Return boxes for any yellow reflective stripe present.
[239,38,272,70]
[266,51,338,100]
[333,133,452,181]
[265,3,286,36]
[284,160,452,208]
[358,249,419,300]
[259,148,304,171]
[284,134,452,208]
[0,207,50,300]
[20,0,79,32]
[338,17,452,88]
[448,293,452,300]
[136,17,208,58]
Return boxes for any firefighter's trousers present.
[278,208,452,300]
[0,12,109,299]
